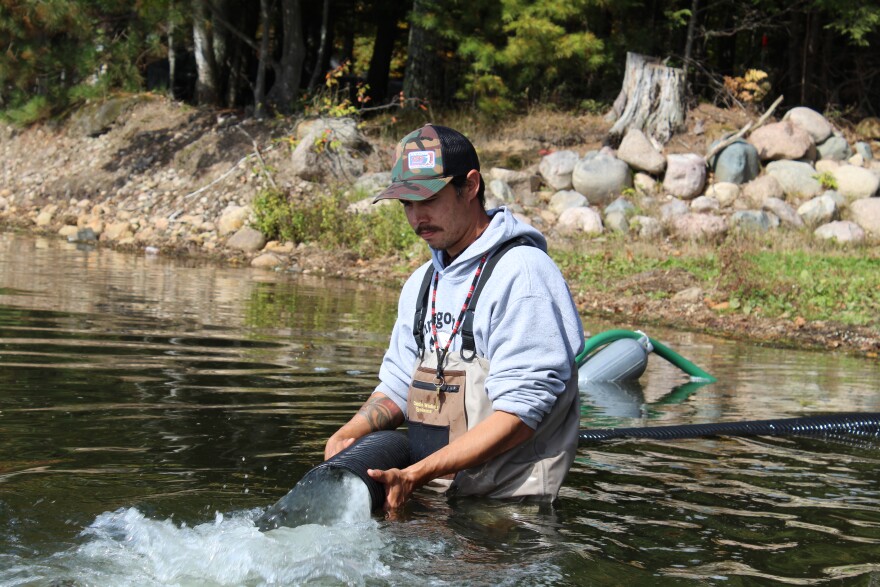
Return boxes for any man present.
[324,124,583,511]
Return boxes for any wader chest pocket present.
[406,366,467,466]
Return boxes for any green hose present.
[575,329,716,382]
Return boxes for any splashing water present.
[4,504,388,586]
[257,467,374,530]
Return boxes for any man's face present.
[401,182,472,257]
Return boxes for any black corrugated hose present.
[579,413,880,443]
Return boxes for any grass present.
[553,233,880,327]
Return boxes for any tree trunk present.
[254,0,273,118]
[402,0,444,103]
[267,0,305,113]
[193,0,218,105]
[366,3,400,104]
[168,4,176,100]
[606,52,687,146]
[307,0,331,91]
[682,0,699,80]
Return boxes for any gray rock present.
[765,160,823,199]
[227,226,266,253]
[708,139,760,184]
[663,153,706,199]
[556,206,603,235]
[572,152,633,206]
[731,210,777,232]
[251,252,284,268]
[691,196,720,213]
[631,215,663,239]
[659,198,689,222]
[813,221,866,244]
[669,213,728,240]
[854,141,874,161]
[849,197,880,236]
[797,194,838,226]
[488,179,516,203]
[352,172,392,199]
[69,227,98,243]
[218,205,250,236]
[617,129,666,174]
[829,164,880,199]
[604,197,636,216]
[549,190,588,215]
[604,210,629,232]
[705,182,740,207]
[538,150,579,191]
[289,117,368,183]
[816,136,853,161]
[749,121,815,161]
[633,172,659,196]
[784,106,834,143]
[742,175,785,205]
[762,197,804,228]
[673,286,704,303]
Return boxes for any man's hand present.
[324,436,356,460]
[367,467,417,511]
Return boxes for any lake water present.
[0,233,878,586]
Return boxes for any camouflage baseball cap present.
[373,124,480,202]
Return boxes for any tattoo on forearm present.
[357,397,402,431]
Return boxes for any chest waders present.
[407,238,580,499]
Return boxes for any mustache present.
[415,225,442,236]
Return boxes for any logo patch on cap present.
[408,151,436,169]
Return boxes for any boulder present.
[604,197,636,216]
[762,197,804,228]
[549,190,588,215]
[813,221,866,244]
[617,129,666,174]
[708,139,760,184]
[749,121,815,161]
[742,175,785,205]
[631,215,663,239]
[816,135,852,161]
[765,160,822,199]
[227,226,266,253]
[289,117,369,184]
[663,153,706,200]
[572,152,633,206]
[783,106,834,143]
[691,196,720,213]
[669,213,728,240]
[538,150,580,191]
[854,141,874,162]
[730,210,778,232]
[488,179,516,203]
[604,211,629,232]
[556,206,604,235]
[849,197,880,236]
[705,182,740,207]
[659,198,689,222]
[797,194,838,226]
[855,117,880,140]
[829,165,880,200]
[218,205,251,236]
[251,252,284,268]
[633,172,659,196]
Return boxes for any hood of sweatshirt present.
[429,207,547,281]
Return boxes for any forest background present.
[1,0,879,123]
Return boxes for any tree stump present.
[606,52,687,146]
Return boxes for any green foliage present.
[251,187,421,260]
[813,171,839,191]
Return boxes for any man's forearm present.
[405,410,534,488]
[325,392,404,459]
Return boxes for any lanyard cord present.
[430,254,488,383]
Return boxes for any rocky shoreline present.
[1,95,878,356]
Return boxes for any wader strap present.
[460,237,532,359]
[413,265,435,354]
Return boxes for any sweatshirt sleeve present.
[479,250,584,429]
[373,265,429,413]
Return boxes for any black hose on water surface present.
[578,413,880,443]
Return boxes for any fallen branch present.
[238,126,278,191]
[183,154,250,200]
[704,94,784,163]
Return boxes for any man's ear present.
[465,169,481,199]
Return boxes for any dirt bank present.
[0,95,877,357]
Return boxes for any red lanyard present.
[430,254,488,382]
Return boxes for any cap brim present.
[372,177,453,203]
